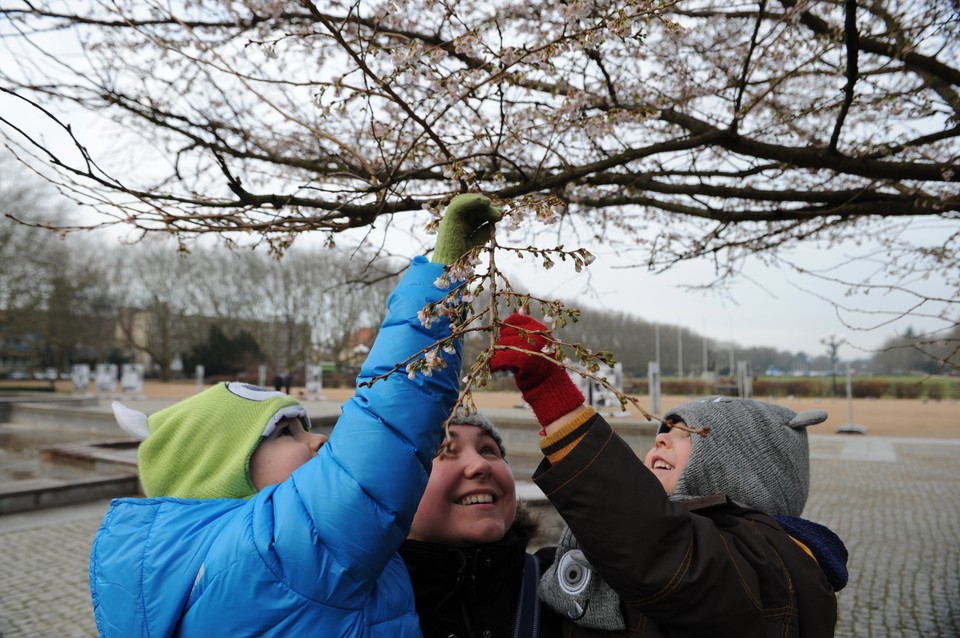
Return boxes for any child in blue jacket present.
[88,195,500,637]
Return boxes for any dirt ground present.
[68,380,959,439]
[465,391,957,439]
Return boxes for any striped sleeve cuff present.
[539,406,598,464]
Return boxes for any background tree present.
[183,325,263,378]
[272,248,399,378]
[111,239,213,380]
[0,156,118,375]
[1,0,957,381]
[0,160,56,372]
[39,239,118,371]
[0,153,406,383]
[870,325,960,375]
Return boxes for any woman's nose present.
[463,452,492,478]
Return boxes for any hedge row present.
[623,377,960,400]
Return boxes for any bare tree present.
[1,0,957,380]
[110,239,213,380]
[264,247,399,378]
[0,160,61,336]
[96,236,401,382]
[0,156,118,375]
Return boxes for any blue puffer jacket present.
[90,256,462,637]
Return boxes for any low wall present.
[0,474,140,515]
[2,398,658,535]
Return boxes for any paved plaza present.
[1,429,959,636]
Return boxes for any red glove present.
[489,314,585,427]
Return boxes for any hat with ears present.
[112,381,310,500]
[448,408,507,459]
[663,396,827,517]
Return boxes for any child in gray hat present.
[491,314,848,637]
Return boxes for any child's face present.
[409,424,517,546]
[249,417,328,490]
[643,422,692,494]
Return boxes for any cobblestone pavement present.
[0,501,109,637]
[806,436,960,638]
[1,435,958,637]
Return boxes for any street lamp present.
[820,334,847,398]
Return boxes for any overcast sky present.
[340,214,955,361]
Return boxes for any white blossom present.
[447,262,474,283]
[418,308,435,328]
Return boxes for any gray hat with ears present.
[449,409,507,459]
[664,397,827,517]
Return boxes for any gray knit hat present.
[663,396,827,517]
[450,408,506,459]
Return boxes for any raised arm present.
[490,314,776,633]
[267,194,501,601]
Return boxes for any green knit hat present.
[112,382,309,500]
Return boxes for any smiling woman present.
[407,422,517,546]
[400,412,563,638]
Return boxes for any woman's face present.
[409,424,517,546]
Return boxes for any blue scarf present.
[774,515,849,591]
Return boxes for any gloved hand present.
[489,313,585,427]
[432,193,503,265]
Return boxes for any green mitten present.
[432,193,503,264]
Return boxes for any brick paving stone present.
[804,437,960,638]
[0,516,101,637]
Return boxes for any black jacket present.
[401,523,563,638]
[534,414,845,637]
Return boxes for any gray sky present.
[343,215,955,361]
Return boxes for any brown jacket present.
[533,415,841,637]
